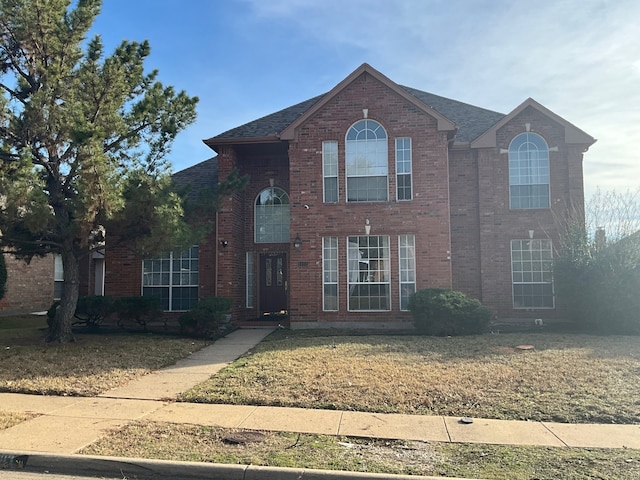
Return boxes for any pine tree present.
[0,0,202,342]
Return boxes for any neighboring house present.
[0,252,55,313]
[105,63,595,328]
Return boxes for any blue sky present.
[91,0,640,198]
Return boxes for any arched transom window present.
[255,187,290,243]
[508,132,550,209]
[346,119,388,202]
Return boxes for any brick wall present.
[0,254,54,312]
[285,71,453,325]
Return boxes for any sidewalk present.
[1,327,639,478]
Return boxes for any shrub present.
[408,288,491,336]
[179,296,232,338]
[113,296,162,330]
[74,295,114,329]
[0,253,6,300]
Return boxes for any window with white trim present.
[142,246,199,311]
[396,138,412,201]
[346,120,388,202]
[255,187,290,243]
[322,237,338,311]
[323,141,338,203]
[246,252,254,308]
[509,132,550,209]
[399,235,416,310]
[511,239,554,309]
[54,254,64,300]
[347,236,390,310]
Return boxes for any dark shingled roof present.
[210,86,505,144]
[215,94,325,140]
[400,86,505,143]
[171,157,218,200]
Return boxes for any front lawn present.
[181,330,640,424]
[0,315,206,396]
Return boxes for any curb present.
[0,450,481,480]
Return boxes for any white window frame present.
[347,235,391,311]
[395,138,413,201]
[322,141,339,203]
[511,239,554,309]
[508,132,550,209]
[398,235,416,310]
[54,254,64,300]
[346,120,389,202]
[142,246,199,312]
[254,187,290,243]
[322,237,339,311]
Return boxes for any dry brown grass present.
[0,411,37,430]
[181,330,640,424]
[81,420,640,479]
[0,331,207,396]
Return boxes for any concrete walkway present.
[1,327,639,478]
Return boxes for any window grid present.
[246,252,254,308]
[398,235,416,311]
[142,246,199,311]
[509,132,550,209]
[396,138,412,201]
[323,141,338,203]
[322,237,339,311]
[511,239,554,309]
[255,187,290,243]
[347,236,390,311]
[346,120,388,202]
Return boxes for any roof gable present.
[280,63,456,140]
[471,98,596,148]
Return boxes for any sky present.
[91,0,640,198]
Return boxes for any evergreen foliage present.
[408,288,491,336]
[0,1,241,342]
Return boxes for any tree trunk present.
[46,247,80,343]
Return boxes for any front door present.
[259,253,287,316]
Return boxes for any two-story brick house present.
[105,63,595,328]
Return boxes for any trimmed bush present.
[179,296,232,338]
[0,253,6,300]
[74,295,114,329]
[113,296,162,330]
[408,288,491,336]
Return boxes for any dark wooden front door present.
[259,253,287,316]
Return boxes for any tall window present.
[509,132,550,209]
[246,252,255,308]
[511,239,554,309]
[323,141,338,203]
[255,187,290,243]
[143,246,199,311]
[346,120,388,202]
[396,138,412,201]
[399,235,416,310]
[322,237,338,311]
[54,254,64,300]
[347,236,390,311]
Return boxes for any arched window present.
[255,187,290,243]
[509,132,550,209]
[346,120,388,202]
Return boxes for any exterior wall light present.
[293,234,302,250]
[365,219,371,235]
[220,240,229,248]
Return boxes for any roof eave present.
[203,135,282,152]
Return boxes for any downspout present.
[214,211,219,297]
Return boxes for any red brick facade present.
[104,65,595,328]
